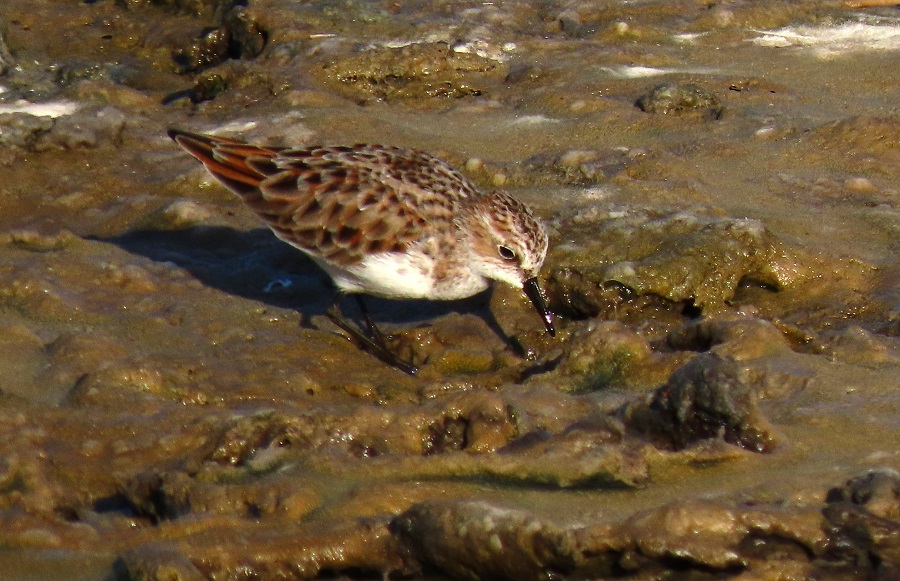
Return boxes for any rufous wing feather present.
[169,130,466,266]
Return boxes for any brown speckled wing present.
[169,130,479,266]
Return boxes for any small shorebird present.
[168,129,555,374]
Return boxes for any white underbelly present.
[320,253,489,300]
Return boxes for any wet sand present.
[0,0,898,579]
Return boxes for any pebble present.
[557,149,600,168]
[140,199,213,231]
[464,157,484,172]
[557,11,581,34]
[843,177,874,193]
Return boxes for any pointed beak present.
[523,277,556,337]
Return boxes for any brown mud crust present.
[0,0,898,579]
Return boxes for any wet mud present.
[0,0,898,579]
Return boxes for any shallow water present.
[0,0,898,579]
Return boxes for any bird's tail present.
[167,128,280,198]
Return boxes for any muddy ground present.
[0,0,898,579]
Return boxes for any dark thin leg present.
[326,293,418,375]
[354,295,387,345]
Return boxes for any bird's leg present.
[326,293,418,375]
[353,294,387,344]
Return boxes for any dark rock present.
[119,469,320,521]
[190,72,228,102]
[173,26,230,73]
[827,469,900,521]
[621,353,777,452]
[223,6,267,60]
[823,500,900,576]
[171,7,266,73]
[637,83,723,119]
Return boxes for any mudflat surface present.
[0,1,898,579]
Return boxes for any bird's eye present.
[498,245,517,261]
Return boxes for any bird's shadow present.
[97,225,504,336]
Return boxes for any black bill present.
[523,277,556,337]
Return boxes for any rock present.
[393,500,581,581]
[487,423,650,488]
[666,315,792,360]
[621,353,778,452]
[319,42,500,102]
[173,27,229,73]
[42,332,130,397]
[827,469,900,520]
[820,325,899,364]
[0,113,54,158]
[805,116,900,176]
[34,106,127,150]
[544,270,686,334]
[556,149,600,168]
[603,218,789,308]
[844,176,875,193]
[554,320,654,391]
[0,27,14,74]
[5,229,78,251]
[119,469,319,521]
[599,499,827,573]
[170,6,265,74]
[140,200,212,231]
[557,11,582,35]
[823,471,900,578]
[546,209,809,319]
[636,83,723,119]
[115,543,206,581]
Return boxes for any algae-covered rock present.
[0,27,14,74]
[390,471,899,581]
[621,353,778,452]
[115,543,206,581]
[636,82,723,119]
[320,42,501,102]
[666,315,792,360]
[486,426,649,488]
[0,113,54,159]
[115,517,411,580]
[598,499,828,573]
[823,470,900,577]
[294,388,648,489]
[139,200,212,231]
[548,210,809,315]
[393,500,581,581]
[553,320,670,392]
[119,470,319,521]
[601,217,797,308]
[171,6,267,73]
[115,0,220,17]
[827,469,900,521]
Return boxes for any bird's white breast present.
[319,252,489,300]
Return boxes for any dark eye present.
[498,245,517,261]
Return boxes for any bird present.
[167,129,555,374]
